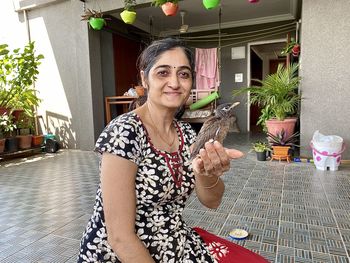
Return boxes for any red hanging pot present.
[203,0,220,10]
[120,10,137,24]
[248,0,260,3]
[161,2,179,16]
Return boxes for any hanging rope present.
[218,6,222,86]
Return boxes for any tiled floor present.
[0,133,349,263]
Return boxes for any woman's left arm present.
[192,141,243,209]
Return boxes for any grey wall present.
[300,0,350,159]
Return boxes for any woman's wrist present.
[195,174,221,189]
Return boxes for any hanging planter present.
[121,0,137,24]
[202,0,220,10]
[248,0,260,3]
[81,9,106,30]
[89,17,105,30]
[161,2,179,16]
[152,0,179,16]
[120,10,137,24]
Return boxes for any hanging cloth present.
[195,48,220,91]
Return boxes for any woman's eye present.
[178,71,191,79]
[156,70,169,77]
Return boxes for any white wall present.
[300,0,350,159]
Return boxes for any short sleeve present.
[94,113,141,165]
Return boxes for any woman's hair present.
[137,38,195,82]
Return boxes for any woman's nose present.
[167,73,180,88]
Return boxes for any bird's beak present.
[228,101,240,110]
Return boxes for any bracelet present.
[202,177,220,189]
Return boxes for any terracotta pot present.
[32,135,45,147]
[272,146,290,156]
[120,10,137,24]
[161,2,179,16]
[17,135,33,150]
[12,109,24,122]
[266,118,297,137]
[0,138,5,153]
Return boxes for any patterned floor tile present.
[0,132,349,262]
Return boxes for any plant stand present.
[270,146,291,162]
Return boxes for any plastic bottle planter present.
[89,17,105,30]
[161,2,179,16]
[203,0,220,10]
[120,10,137,24]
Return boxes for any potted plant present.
[16,114,34,150]
[0,113,17,153]
[250,141,271,161]
[120,0,137,24]
[0,42,43,145]
[81,9,106,30]
[203,0,220,10]
[234,63,301,137]
[152,0,179,16]
[267,129,299,162]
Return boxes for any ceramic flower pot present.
[32,135,45,147]
[203,0,220,10]
[0,138,5,153]
[161,2,179,16]
[89,17,105,30]
[5,137,18,153]
[120,10,137,24]
[17,135,33,150]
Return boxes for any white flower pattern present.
[208,242,229,262]
[77,112,215,263]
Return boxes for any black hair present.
[137,38,195,83]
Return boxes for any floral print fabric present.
[77,112,214,263]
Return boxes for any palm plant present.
[234,63,301,121]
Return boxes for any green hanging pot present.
[89,17,105,30]
[202,0,220,10]
[120,10,137,24]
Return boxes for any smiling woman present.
[77,38,268,263]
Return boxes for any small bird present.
[190,102,240,160]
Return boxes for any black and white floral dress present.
[77,112,215,263]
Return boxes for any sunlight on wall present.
[29,16,76,145]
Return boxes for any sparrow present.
[190,102,240,161]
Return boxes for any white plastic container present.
[311,131,345,171]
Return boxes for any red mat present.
[193,227,270,263]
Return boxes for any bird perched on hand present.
[190,102,240,161]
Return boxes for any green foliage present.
[124,0,137,11]
[267,129,300,147]
[251,141,271,153]
[256,105,273,132]
[233,63,301,122]
[81,9,104,20]
[0,113,16,138]
[152,0,179,7]
[0,42,43,118]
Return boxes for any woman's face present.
[141,47,192,110]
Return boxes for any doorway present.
[247,40,287,132]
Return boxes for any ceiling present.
[112,0,301,37]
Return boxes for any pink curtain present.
[195,48,220,91]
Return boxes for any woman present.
[78,38,268,263]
